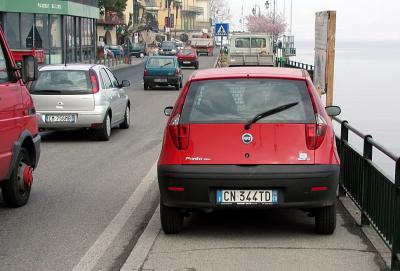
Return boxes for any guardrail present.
[84,56,133,69]
[333,117,400,270]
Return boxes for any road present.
[0,54,218,271]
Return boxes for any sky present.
[227,0,400,41]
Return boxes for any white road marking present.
[71,161,158,271]
[120,207,161,271]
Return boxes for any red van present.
[158,67,341,234]
[0,25,40,207]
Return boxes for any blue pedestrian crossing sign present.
[215,23,229,36]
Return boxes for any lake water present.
[295,40,400,177]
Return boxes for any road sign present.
[215,23,229,36]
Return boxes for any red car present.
[158,67,341,234]
[0,26,40,207]
[176,48,199,69]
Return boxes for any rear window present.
[30,70,91,95]
[162,42,176,49]
[180,49,193,55]
[235,38,250,48]
[181,79,315,124]
[147,58,175,67]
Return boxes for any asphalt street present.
[0,54,218,271]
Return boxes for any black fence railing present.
[282,59,314,81]
[333,117,400,270]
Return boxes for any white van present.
[228,33,275,67]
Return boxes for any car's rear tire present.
[179,79,183,88]
[95,113,111,141]
[120,106,130,129]
[195,63,199,69]
[144,82,149,90]
[175,83,180,90]
[160,204,183,234]
[1,148,32,207]
[315,204,336,234]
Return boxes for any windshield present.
[181,79,315,124]
[162,42,176,49]
[30,70,92,95]
[147,58,175,67]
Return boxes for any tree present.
[210,0,232,24]
[246,13,287,39]
[99,0,127,17]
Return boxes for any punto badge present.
[242,133,253,144]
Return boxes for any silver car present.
[30,64,131,140]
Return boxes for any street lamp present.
[252,4,261,16]
[265,1,269,9]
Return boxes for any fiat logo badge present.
[242,133,253,144]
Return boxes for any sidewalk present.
[108,57,145,71]
[121,202,388,271]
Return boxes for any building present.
[0,0,99,64]
[195,0,210,31]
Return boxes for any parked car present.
[29,64,131,141]
[158,67,342,234]
[0,25,40,207]
[176,41,184,51]
[158,41,178,56]
[177,48,199,69]
[130,43,145,58]
[143,56,183,90]
[106,45,124,57]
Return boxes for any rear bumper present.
[144,76,180,85]
[36,106,107,129]
[178,60,198,66]
[158,164,339,210]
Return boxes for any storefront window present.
[5,13,20,48]
[35,14,49,49]
[50,15,62,64]
[21,13,34,48]
[66,16,76,62]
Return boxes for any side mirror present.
[120,80,131,87]
[164,106,173,116]
[22,55,38,82]
[325,106,341,117]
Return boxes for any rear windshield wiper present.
[30,89,62,93]
[244,102,299,130]
[161,62,172,67]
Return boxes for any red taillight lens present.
[306,114,327,150]
[168,114,190,150]
[89,70,99,93]
[144,69,148,76]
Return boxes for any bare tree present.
[210,0,232,24]
[246,13,287,39]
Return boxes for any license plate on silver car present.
[45,114,77,123]
[154,78,167,82]
[217,190,278,205]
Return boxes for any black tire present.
[144,82,149,90]
[195,63,199,69]
[95,113,111,141]
[175,83,180,90]
[120,106,130,129]
[160,204,184,234]
[1,148,32,207]
[179,79,183,88]
[315,204,336,234]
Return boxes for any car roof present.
[190,67,307,81]
[39,64,100,71]
[148,55,176,59]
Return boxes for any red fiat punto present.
[158,67,341,234]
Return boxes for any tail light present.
[168,114,190,150]
[89,70,99,94]
[144,68,148,76]
[305,114,327,150]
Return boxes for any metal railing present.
[334,117,400,270]
[83,56,133,69]
[282,59,314,81]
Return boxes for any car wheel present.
[160,204,183,234]
[179,79,183,88]
[144,82,149,90]
[175,82,180,90]
[120,106,130,129]
[315,204,336,234]
[1,148,32,207]
[95,113,111,141]
[195,63,199,69]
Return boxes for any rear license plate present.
[183,61,191,64]
[217,190,278,205]
[45,114,76,123]
[154,78,167,83]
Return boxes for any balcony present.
[98,11,125,25]
[182,6,203,15]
